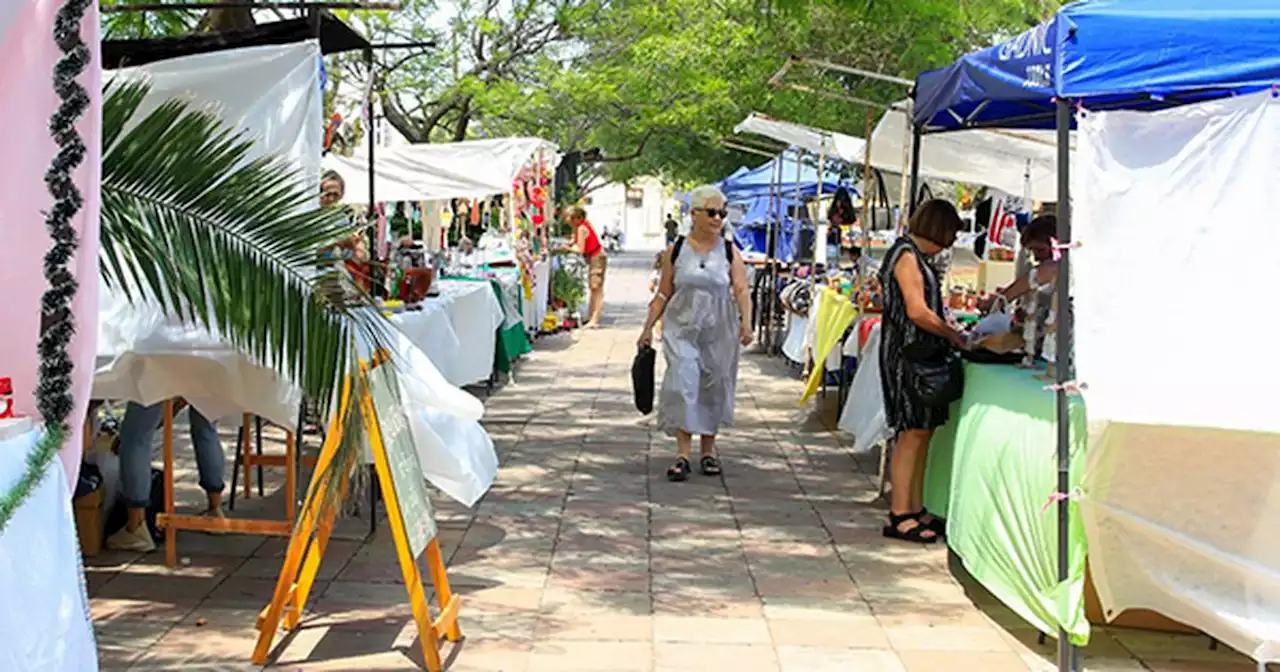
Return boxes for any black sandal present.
[916,508,946,537]
[882,512,939,544]
[667,457,691,482]
[699,455,722,476]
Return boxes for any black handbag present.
[903,339,965,408]
[631,346,656,414]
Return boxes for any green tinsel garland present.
[0,0,91,535]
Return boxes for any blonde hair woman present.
[638,186,753,481]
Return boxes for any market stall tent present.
[323,137,561,204]
[719,149,845,203]
[734,113,866,164]
[869,106,1065,202]
[913,0,1280,131]
[912,1,1280,668]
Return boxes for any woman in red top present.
[563,205,607,327]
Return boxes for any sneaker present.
[106,524,155,552]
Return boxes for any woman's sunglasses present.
[697,208,728,219]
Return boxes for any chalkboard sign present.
[366,363,436,558]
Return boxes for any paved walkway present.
[90,252,1265,671]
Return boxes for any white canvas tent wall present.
[323,137,560,204]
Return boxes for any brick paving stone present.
[90,253,1261,671]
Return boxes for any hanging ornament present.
[532,213,545,226]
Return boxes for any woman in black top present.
[879,199,966,544]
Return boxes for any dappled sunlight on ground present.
[87,252,1268,671]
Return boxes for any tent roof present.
[734,113,866,164]
[732,110,1067,201]
[914,0,1280,131]
[721,150,847,203]
[870,105,1068,202]
[323,137,560,204]
[103,13,369,69]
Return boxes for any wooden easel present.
[252,361,462,670]
[155,400,299,568]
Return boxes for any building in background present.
[582,177,678,252]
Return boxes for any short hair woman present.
[638,185,753,481]
[879,199,967,543]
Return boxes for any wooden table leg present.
[163,400,176,568]
[285,432,296,524]
[241,414,252,499]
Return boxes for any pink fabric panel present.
[0,0,102,487]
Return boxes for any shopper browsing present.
[879,199,967,544]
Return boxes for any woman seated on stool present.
[105,399,226,552]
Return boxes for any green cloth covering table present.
[441,274,532,374]
[923,362,1091,645]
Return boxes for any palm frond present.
[99,78,394,424]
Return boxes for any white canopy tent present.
[736,108,1070,202]
[323,137,561,204]
[734,113,866,164]
[869,105,1070,203]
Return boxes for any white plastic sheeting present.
[114,41,325,198]
[734,113,866,163]
[323,137,560,204]
[1075,89,1280,664]
[837,322,892,455]
[869,105,1066,202]
[96,41,323,429]
[0,424,97,672]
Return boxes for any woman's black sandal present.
[699,455,723,476]
[916,508,946,537]
[667,457,691,482]
[882,512,939,544]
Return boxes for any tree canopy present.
[102,0,1054,188]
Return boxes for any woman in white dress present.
[638,186,753,481]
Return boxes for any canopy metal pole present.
[859,110,873,292]
[785,147,802,353]
[896,103,913,231]
[806,146,826,374]
[907,125,922,215]
[1054,97,1077,672]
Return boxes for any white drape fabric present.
[1075,89,1280,664]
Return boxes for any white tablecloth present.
[0,422,98,671]
[391,279,504,388]
[93,283,302,429]
[94,281,497,506]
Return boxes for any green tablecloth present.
[923,362,1090,644]
[441,274,533,374]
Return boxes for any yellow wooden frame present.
[252,364,462,670]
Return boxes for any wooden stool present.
[228,413,319,510]
[155,401,300,568]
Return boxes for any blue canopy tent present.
[910,3,1280,670]
[721,149,844,203]
[732,194,802,261]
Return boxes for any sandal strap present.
[668,457,691,473]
